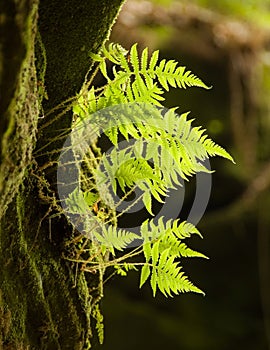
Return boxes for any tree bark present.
[0,1,124,349]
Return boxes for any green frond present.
[83,191,99,207]
[92,43,210,109]
[141,259,205,297]
[140,264,151,287]
[100,60,110,82]
[173,220,203,239]
[89,52,103,63]
[138,216,206,296]
[142,190,153,215]
[174,270,205,295]
[203,138,235,163]
[101,42,128,65]
[65,187,90,215]
[154,60,211,91]
[178,242,208,259]
[175,68,211,89]
[94,225,139,255]
[130,43,140,74]
[141,47,149,72]
[115,158,160,193]
[69,42,235,302]
[114,263,138,276]
[87,87,98,114]
[149,49,159,72]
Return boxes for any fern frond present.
[149,49,159,72]
[94,225,139,255]
[141,258,204,297]
[69,42,235,302]
[92,43,210,109]
[130,43,140,74]
[114,262,138,276]
[177,242,208,259]
[158,232,206,259]
[115,158,160,192]
[141,47,149,72]
[140,217,203,242]
[154,59,210,91]
[203,138,235,163]
[139,216,207,296]
[101,42,128,65]
[65,187,90,215]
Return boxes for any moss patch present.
[0,0,39,220]
[0,0,125,348]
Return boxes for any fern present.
[65,42,235,299]
[139,217,207,296]
[86,43,210,111]
[94,225,139,255]
[114,262,138,276]
[89,103,233,218]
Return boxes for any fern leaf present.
[143,190,153,215]
[94,225,138,254]
[151,240,160,265]
[150,268,158,296]
[89,52,103,62]
[83,191,99,207]
[176,271,205,295]
[159,248,171,268]
[87,87,97,114]
[142,241,151,261]
[173,220,203,239]
[203,139,235,162]
[65,187,90,215]
[149,49,159,72]
[102,42,128,64]
[178,242,208,259]
[178,69,209,89]
[140,264,151,288]
[115,263,138,276]
[70,42,235,301]
[130,43,140,74]
[155,61,210,91]
[100,60,110,81]
[141,47,149,72]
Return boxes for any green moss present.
[37,0,125,164]
[0,0,39,220]
[1,1,125,348]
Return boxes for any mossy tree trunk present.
[0,1,124,349]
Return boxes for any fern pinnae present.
[140,263,151,288]
[142,190,153,215]
[149,49,159,72]
[130,43,140,74]
[94,225,139,254]
[141,46,149,72]
[178,242,208,259]
[178,270,205,295]
[150,268,158,296]
[203,138,235,162]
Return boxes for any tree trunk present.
[0,1,124,349]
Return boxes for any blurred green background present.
[96,1,270,349]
